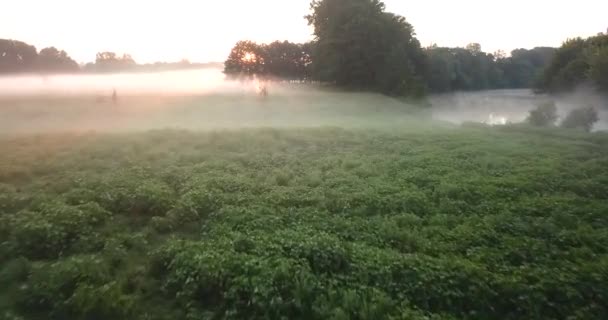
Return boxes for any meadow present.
[1,96,607,319]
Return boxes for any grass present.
[1,121,607,319]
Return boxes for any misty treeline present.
[0,39,218,74]
[538,33,608,92]
[0,39,79,73]
[225,0,608,97]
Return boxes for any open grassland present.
[1,125,608,319]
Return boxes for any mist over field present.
[1,68,606,134]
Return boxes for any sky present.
[2,0,607,64]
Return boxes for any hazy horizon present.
[3,0,607,64]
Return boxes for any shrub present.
[4,202,111,259]
[15,255,134,320]
[561,105,600,132]
[527,101,558,126]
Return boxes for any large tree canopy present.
[0,39,39,73]
[306,0,427,97]
[538,33,608,92]
[0,40,80,74]
[37,47,80,72]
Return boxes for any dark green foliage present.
[539,33,608,92]
[1,202,111,259]
[503,47,556,88]
[1,127,608,319]
[527,101,559,126]
[561,106,600,132]
[588,45,608,91]
[306,0,427,97]
[425,45,555,92]
[223,3,557,96]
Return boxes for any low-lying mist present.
[431,89,608,131]
[0,68,606,134]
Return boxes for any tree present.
[561,106,599,132]
[527,101,558,126]
[538,34,608,92]
[501,47,555,88]
[306,0,427,97]
[224,41,267,78]
[424,46,506,92]
[37,47,79,73]
[93,52,137,72]
[0,39,38,73]
[265,41,312,81]
[224,40,313,81]
[588,45,608,91]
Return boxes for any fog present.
[0,68,606,133]
[430,89,608,131]
[0,68,236,96]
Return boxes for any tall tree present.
[538,34,608,92]
[37,47,79,73]
[0,39,38,73]
[93,52,137,72]
[224,41,267,78]
[306,0,427,96]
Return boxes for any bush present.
[15,255,134,320]
[527,101,558,126]
[4,202,111,259]
[561,105,599,132]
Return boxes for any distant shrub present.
[561,105,600,132]
[527,101,558,126]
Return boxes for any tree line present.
[224,0,607,97]
[537,33,608,92]
[3,0,606,97]
[224,41,313,82]
[0,39,219,74]
[0,39,79,73]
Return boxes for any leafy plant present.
[561,105,600,131]
[527,101,559,126]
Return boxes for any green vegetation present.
[561,106,600,132]
[223,0,562,97]
[538,33,608,93]
[1,125,607,319]
[527,101,558,127]
[426,46,555,92]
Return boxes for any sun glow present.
[242,52,256,62]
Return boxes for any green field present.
[1,117,607,319]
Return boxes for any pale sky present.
[2,0,607,64]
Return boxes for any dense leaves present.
[561,106,600,132]
[1,126,607,319]
[538,33,608,92]
[425,46,555,92]
[306,0,427,96]
[527,101,558,126]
